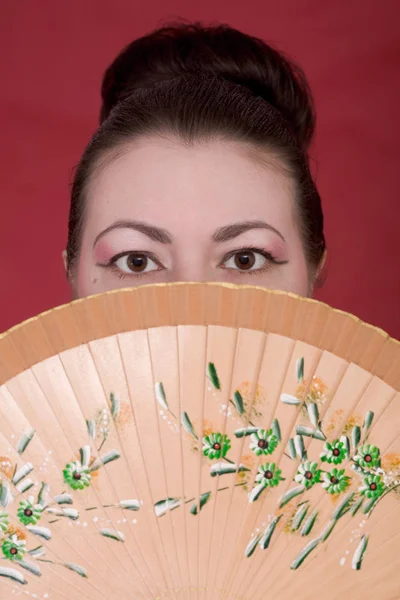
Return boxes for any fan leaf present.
[296,425,325,441]
[234,427,259,438]
[100,528,125,542]
[352,425,361,450]
[86,419,96,439]
[79,445,91,468]
[291,503,309,531]
[210,463,250,478]
[259,515,282,549]
[363,411,374,432]
[291,538,319,570]
[207,363,220,390]
[280,394,300,406]
[307,403,319,428]
[332,492,355,520]
[155,382,168,411]
[110,392,120,419]
[0,482,12,508]
[12,463,33,485]
[38,482,50,507]
[119,499,141,511]
[17,429,35,455]
[64,563,88,578]
[248,484,266,503]
[0,566,27,585]
[301,510,318,536]
[90,450,120,471]
[352,534,369,570]
[319,520,336,542]
[296,357,305,382]
[181,412,197,438]
[340,435,350,457]
[54,493,73,505]
[350,497,364,516]
[26,526,52,541]
[294,435,306,460]
[279,486,305,508]
[271,419,281,443]
[287,438,297,459]
[232,390,245,415]
[244,534,261,558]
[154,498,181,517]
[190,492,211,515]
[14,560,41,577]
[16,479,34,494]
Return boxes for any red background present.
[0,0,399,337]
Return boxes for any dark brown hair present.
[67,21,325,280]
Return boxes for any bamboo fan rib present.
[0,282,399,600]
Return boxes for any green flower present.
[294,461,321,489]
[255,462,284,488]
[202,433,231,460]
[322,468,351,494]
[353,444,380,469]
[2,535,26,561]
[63,460,91,490]
[320,440,347,465]
[249,429,278,456]
[359,474,385,499]
[17,496,43,525]
[0,510,9,532]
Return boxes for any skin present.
[67,135,313,298]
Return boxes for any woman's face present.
[71,136,310,298]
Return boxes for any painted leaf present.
[38,482,50,507]
[244,534,261,558]
[155,382,168,411]
[0,566,27,585]
[248,484,265,503]
[291,538,319,570]
[352,425,361,450]
[287,438,297,459]
[280,394,300,406]
[110,392,120,419]
[190,492,211,515]
[28,546,45,558]
[294,435,306,460]
[296,425,325,441]
[296,357,305,382]
[210,463,250,478]
[154,498,181,517]
[100,528,125,542]
[207,362,221,390]
[232,390,245,415]
[86,419,96,439]
[181,412,197,438]
[64,563,88,578]
[301,510,318,536]
[90,449,120,471]
[272,419,281,443]
[363,411,374,432]
[0,482,12,508]
[16,479,34,494]
[54,493,73,505]
[332,492,355,520]
[17,429,35,455]
[291,503,308,531]
[362,497,378,515]
[352,534,369,570]
[47,508,79,520]
[119,499,141,511]
[307,402,319,428]
[259,515,282,549]
[350,497,364,516]
[340,435,350,457]
[279,486,305,508]
[26,526,52,540]
[12,463,33,485]
[234,427,259,438]
[319,520,336,542]
[14,560,41,577]
[80,445,91,468]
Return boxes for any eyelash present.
[102,246,286,280]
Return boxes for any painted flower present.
[250,429,278,456]
[359,474,385,499]
[0,510,9,532]
[294,461,321,489]
[322,468,351,494]
[1,534,26,561]
[320,440,347,465]
[353,444,381,470]
[202,433,231,460]
[255,462,284,488]
[17,496,43,525]
[63,460,91,490]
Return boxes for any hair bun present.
[100,22,315,151]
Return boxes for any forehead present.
[85,136,296,233]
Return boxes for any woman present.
[64,21,326,299]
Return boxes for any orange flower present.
[296,376,328,406]
[5,524,27,541]
[382,453,400,474]
[0,457,13,480]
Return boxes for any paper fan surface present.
[0,282,399,600]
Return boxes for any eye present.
[222,249,270,272]
[113,253,161,275]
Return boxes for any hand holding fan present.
[0,282,399,600]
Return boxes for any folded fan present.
[0,282,399,600]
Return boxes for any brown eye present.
[114,253,159,275]
[234,252,256,270]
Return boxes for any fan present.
[0,282,399,600]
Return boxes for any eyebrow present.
[93,219,285,247]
